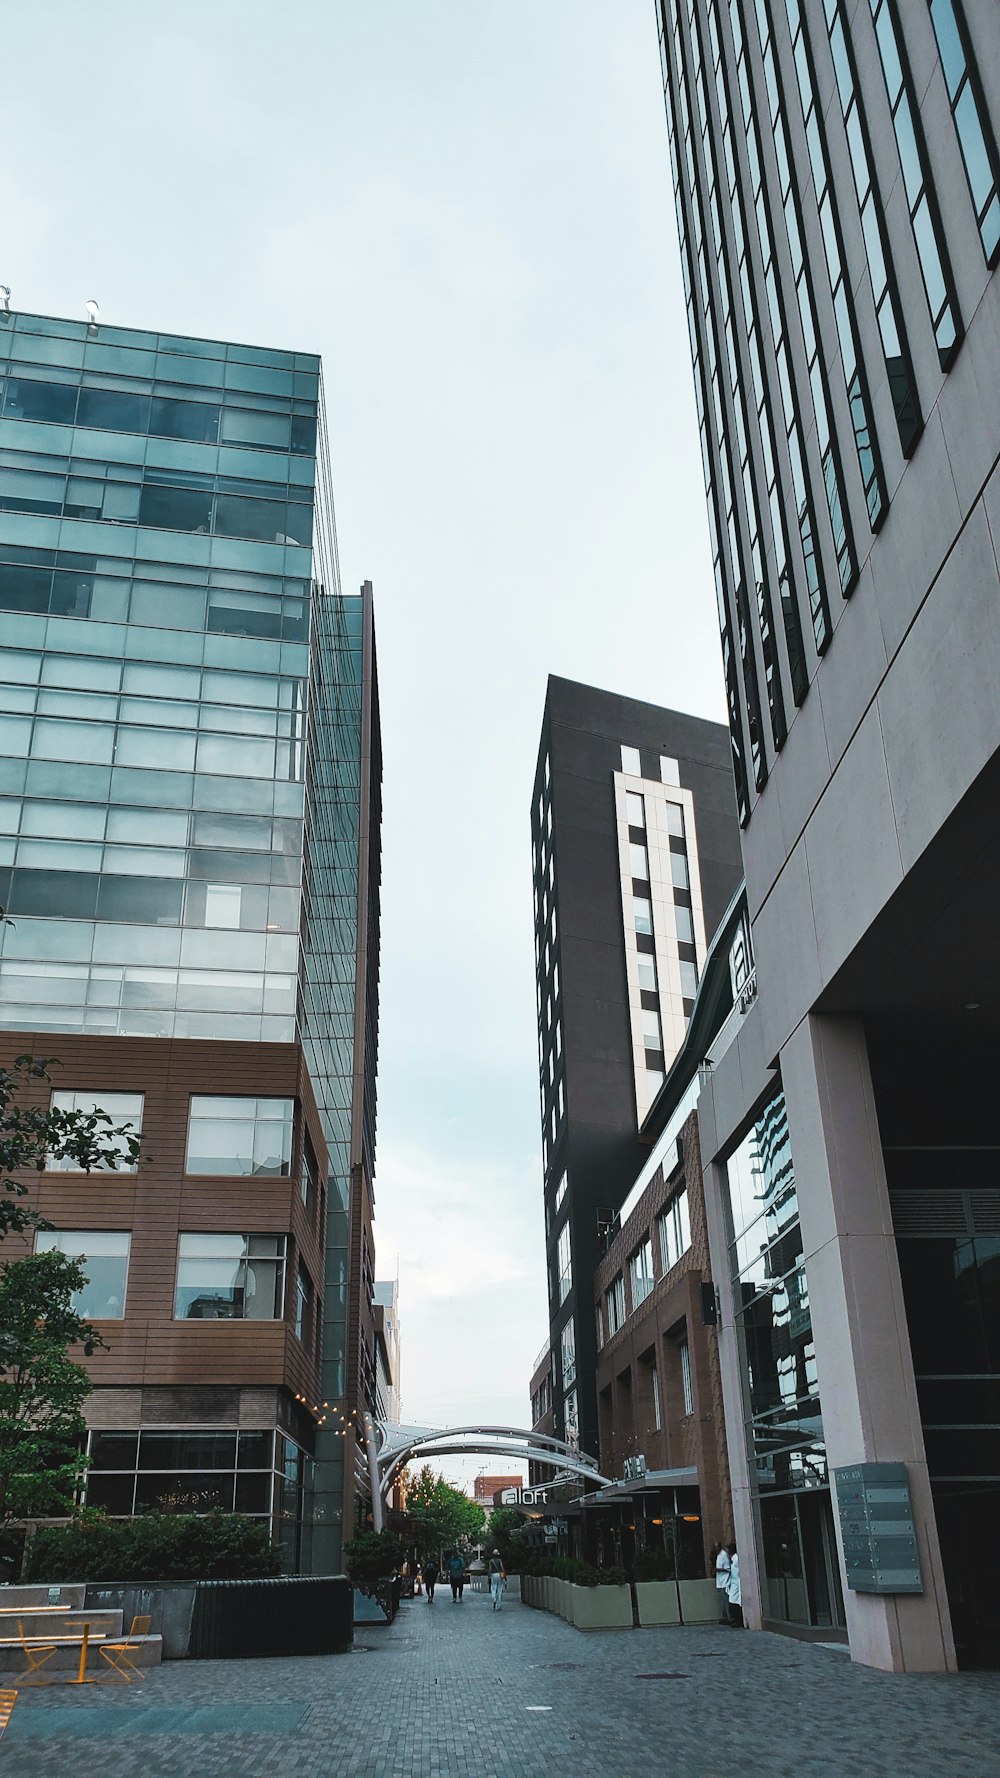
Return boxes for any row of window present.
[46,1091,296,1177]
[599,1187,692,1345]
[0,561,309,643]
[0,456,312,548]
[663,2,753,818]
[0,371,317,454]
[534,760,566,1170]
[81,1428,306,1521]
[39,1228,314,1337]
[664,0,1000,823]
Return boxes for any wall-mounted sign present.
[500,1485,549,1507]
[833,1462,923,1594]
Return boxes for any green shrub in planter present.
[342,1528,403,1594]
[596,1564,628,1587]
[25,1510,281,1583]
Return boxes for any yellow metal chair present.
[17,1620,58,1685]
[0,1690,18,1738]
[98,1615,152,1684]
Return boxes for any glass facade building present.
[0,309,380,1571]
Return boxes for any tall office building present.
[530,677,742,1467]
[658,0,1000,1667]
[0,307,380,1571]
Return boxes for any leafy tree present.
[403,1464,486,1555]
[342,1527,404,1589]
[485,1505,531,1569]
[0,1248,105,1522]
[0,1054,142,1242]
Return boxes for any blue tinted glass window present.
[138,483,213,533]
[150,396,220,444]
[3,379,77,424]
[77,387,151,433]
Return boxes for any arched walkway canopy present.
[361,1416,612,1531]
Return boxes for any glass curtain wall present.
[724,1085,845,1630]
[0,310,317,1041]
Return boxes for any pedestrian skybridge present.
[362,1417,613,1529]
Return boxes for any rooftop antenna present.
[0,286,10,316]
[84,298,100,330]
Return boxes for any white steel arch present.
[361,1416,612,1531]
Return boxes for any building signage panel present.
[500,1486,549,1507]
[833,1463,923,1594]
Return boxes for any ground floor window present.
[83,1426,310,1547]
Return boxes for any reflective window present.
[638,955,658,993]
[675,903,695,945]
[869,0,961,364]
[36,1229,130,1318]
[784,0,888,518]
[629,841,649,881]
[554,1171,568,1214]
[47,1090,143,1171]
[629,1238,655,1307]
[556,1221,573,1304]
[560,1317,576,1387]
[620,744,641,775]
[634,896,653,937]
[679,1337,694,1416]
[822,1,921,451]
[184,1096,294,1176]
[294,1264,313,1344]
[606,1273,626,1336]
[626,791,645,828]
[659,1188,691,1274]
[929,0,1000,262]
[642,1005,663,1058]
[174,1233,286,1320]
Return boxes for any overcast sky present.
[5,1,726,1492]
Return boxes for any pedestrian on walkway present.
[422,1559,439,1603]
[488,1549,506,1611]
[712,1542,731,1623]
[725,1544,742,1627]
[448,1553,466,1602]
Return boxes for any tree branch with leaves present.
[0,1249,107,1523]
[0,1054,142,1242]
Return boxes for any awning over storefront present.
[571,1467,699,1506]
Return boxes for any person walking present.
[725,1544,742,1628]
[448,1553,466,1602]
[422,1558,439,1604]
[488,1549,506,1611]
[712,1542,731,1623]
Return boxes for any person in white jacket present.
[726,1545,743,1627]
[712,1543,731,1623]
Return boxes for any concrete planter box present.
[522,1575,536,1608]
[553,1578,569,1620]
[635,1580,681,1626]
[569,1584,633,1630]
[542,1576,555,1614]
[678,1579,719,1624]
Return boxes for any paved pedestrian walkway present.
[3,1584,999,1776]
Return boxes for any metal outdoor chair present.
[0,1690,17,1738]
[17,1620,58,1685]
[98,1615,152,1684]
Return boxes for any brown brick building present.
[590,1110,732,1575]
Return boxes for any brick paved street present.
[3,1584,999,1777]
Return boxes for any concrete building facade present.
[657,0,1000,1668]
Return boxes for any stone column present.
[780,1012,956,1672]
